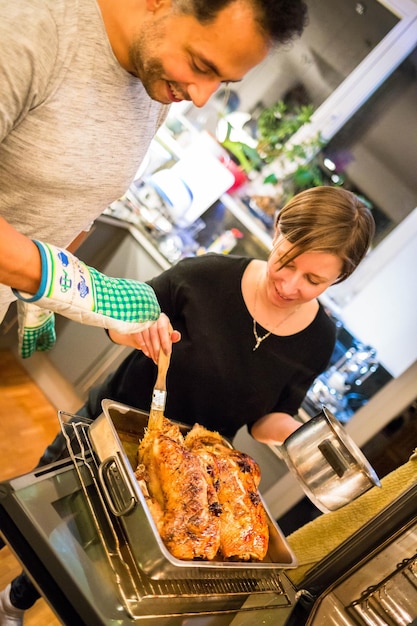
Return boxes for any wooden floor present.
[0,350,62,625]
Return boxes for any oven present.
[0,408,416,625]
[0,404,300,626]
[291,481,417,626]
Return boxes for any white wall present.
[329,208,417,377]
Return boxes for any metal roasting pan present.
[86,399,298,580]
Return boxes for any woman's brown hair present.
[274,186,375,283]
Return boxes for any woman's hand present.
[251,412,303,446]
[108,312,181,363]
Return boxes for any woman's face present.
[266,234,343,308]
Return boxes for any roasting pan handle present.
[98,454,137,516]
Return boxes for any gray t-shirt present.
[0,0,168,248]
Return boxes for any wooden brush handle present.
[148,350,171,430]
[154,348,171,391]
[148,325,174,430]
[155,323,173,389]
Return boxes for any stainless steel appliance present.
[294,484,417,626]
[277,406,381,513]
[0,406,416,625]
[0,406,300,625]
[80,402,297,582]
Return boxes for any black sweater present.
[83,254,336,440]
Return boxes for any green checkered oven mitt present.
[17,301,56,359]
[13,240,160,333]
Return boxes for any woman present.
[0,186,374,623]
[78,185,375,444]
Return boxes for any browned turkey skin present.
[185,424,269,561]
[135,419,269,562]
[136,418,221,560]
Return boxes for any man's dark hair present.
[176,0,308,45]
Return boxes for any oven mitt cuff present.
[17,301,56,359]
[13,240,160,334]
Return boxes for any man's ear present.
[146,0,171,12]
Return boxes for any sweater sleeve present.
[0,1,58,141]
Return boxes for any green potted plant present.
[256,100,326,202]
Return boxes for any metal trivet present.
[58,412,292,620]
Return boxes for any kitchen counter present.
[104,188,273,265]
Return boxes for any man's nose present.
[188,78,221,108]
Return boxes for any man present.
[0,0,307,622]
[0,0,307,357]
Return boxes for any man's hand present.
[13,240,160,333]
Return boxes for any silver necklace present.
[252,278,299,351]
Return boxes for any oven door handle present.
[98,454,137,516]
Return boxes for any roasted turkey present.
[185,424,269,561]
[135,418,269,562]
[135,417,221,560]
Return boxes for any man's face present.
[129,1,270,107]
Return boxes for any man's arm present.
[0,216,42,294]
[1,216,161,333]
